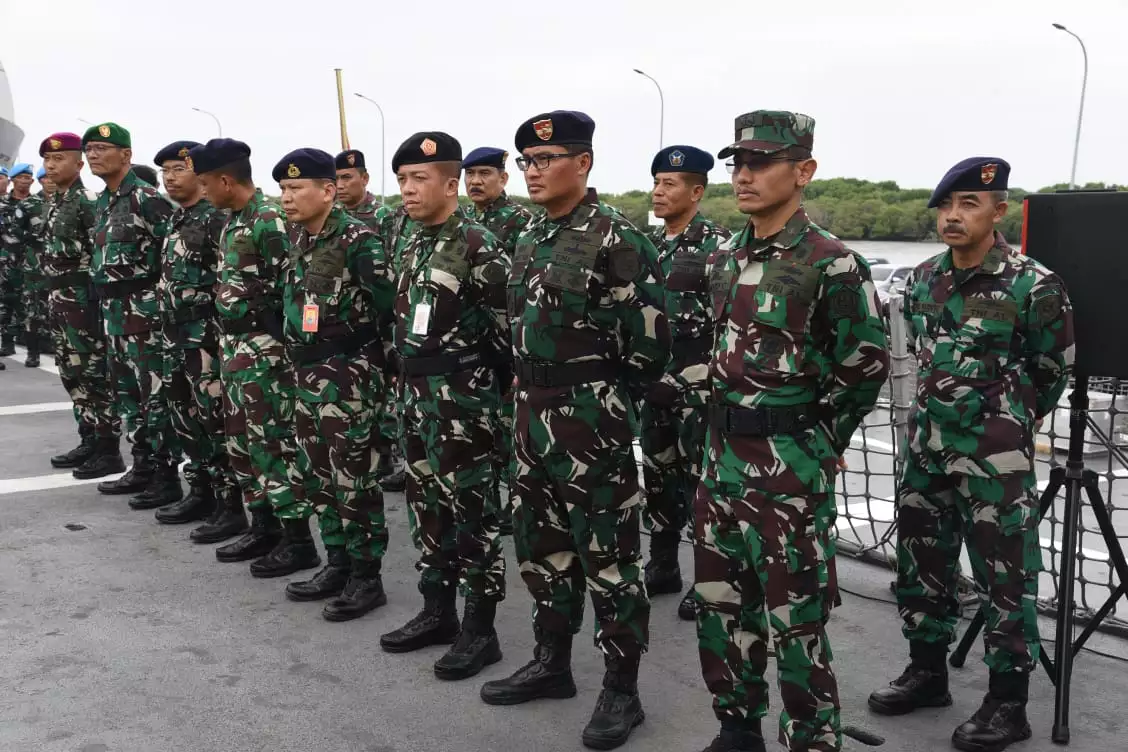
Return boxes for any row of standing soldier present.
[14,108,1073,752]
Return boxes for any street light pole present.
[354,92,386,205]
[1053,23,1088,190]
[633,68,664,151]
[76,118,94,126]
[191,107,223,138]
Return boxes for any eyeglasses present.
[515,152,581,172]
[83,144,120,156]
[160,166,190,176]
[724,156,803,174]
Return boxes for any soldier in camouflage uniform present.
[480,111,670,751]
[641,145,731,622]
[37,166,56,197]
[462,146,533,534]
[189,139,297,559]
[694,112,888,752]
[377,133,509,680]
[39,133,124,475]
[2,164,47,367]
[144,141,238,529]
[0,163,34,358]
[82,123,183,509]
[868,158,1074,752]
[261,148,393,620]
[21,166,53,366]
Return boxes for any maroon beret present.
[39,132,83,156]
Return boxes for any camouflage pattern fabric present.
[216,188,294,514]
[377,205,418,462]
[6,194,48,348]
[42,179,119,437]
[896,232,1074,675]
[507,187,670,657]
[343,191,388,232]
[641,213,730,535]
[92,170,175,460]
[283,206,395,562]
[0,194,29,342]
[695,207,888,751]
[156,198,235,497]
[395,213,509,599]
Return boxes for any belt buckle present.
[532,363,551,388]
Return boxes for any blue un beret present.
[36,166,47,180]
[0,166,7,177]
[651,145,713,177]
[463,147,508,170]
[273,148,336,182]
[515,110,595,151]
[9,162,33,178]
[188,138,251,175]
[154,140,202,166]
[928,157,1011,209]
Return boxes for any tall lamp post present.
[633,68,664,151]
[191,106,223,138]
[1053,23,1088,190]
[353,92,386,205]
[76,118,95,126]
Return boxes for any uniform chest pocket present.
[52,207,79,244]
[428,244,469,282]
[951,298,1018,375]
[744,260,821,373]
[709,268,736,315]
[542,228,602,295]
[667,252,707,292]
[304,273,341,296]
[109,222,138,243]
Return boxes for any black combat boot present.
[24,347,39,368]
[215,509,282,563]
[479,629,577,705]
[128,461,183,510]
[379,582,459,651]
[190,488,247,544]
[323,558,387,622]
[434,597,503,680]
[380,467,406,493]
[72,436,126,480]
[581,655,645,750]
[0,358,5,370]
[951,672,1032,752]
[0,336,14,357]
[644,529,683,595]
[96,445,154,493]
[868,640,953,715]
[375,450,394,479]
[155,479,215,524]
[677,585,698,621]
[699,719,767,752]
[248,518,321,578]
[286,546,352,601]
[51,429,96,469]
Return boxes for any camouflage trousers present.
[694,431,841,752]
[895,462,1042,674]
[107,326,177,462]
[21,283,48,351]
[512,387,649,658]
[493,392,515,517]
[290,395,387,562]
[0,264,22,341]
[220,334,296,514]
[404,404,504,600]
[160,341,236,497]
[49,293,119,437]
[640,396,707,534]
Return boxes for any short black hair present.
[217,157,253,185]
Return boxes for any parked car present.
[864,256,890,266]
[870,263,913,304]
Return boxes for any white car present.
[870,264,914,304]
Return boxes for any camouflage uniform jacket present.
[3,193,47,289]
[393,211,510,416]
[92,170,173,335]
[904,231,1074,476]
[707,207,889,467]
[343,192,388,232]
[508,187,671,397]
[215,188,290,349]
[42,178,100,308]
[160,197,228,349]
[646,212,731,408]
[470,191,534,253]
[379,204,418,281]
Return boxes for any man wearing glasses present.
[480,110,670,751]
[694,111,888,752]
[82,123,179,508]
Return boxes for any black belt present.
[164,303,214,327]
[289,324,380,366]
[48,271,90,290]
[218,310,283,340]
[671,334,712,366]
[708,402,821,437]
[401,347,495,377]
[515,359,619,389]
[95,273,158,299]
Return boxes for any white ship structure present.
[0,60,25,167]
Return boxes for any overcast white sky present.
[3,0,1126,196]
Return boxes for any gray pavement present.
[2,354,1127,751]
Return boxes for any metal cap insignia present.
[185,155,194,172]
[49,138,62,150]
[178,147,190,159]
[98,125,111,138]
[981,163,998,185]
[533,119,553,141]
[347,153,356,166]
[287,163,301,178]
[420,138,437,156]
[669,150,685,167]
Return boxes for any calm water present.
[847,240,947,269]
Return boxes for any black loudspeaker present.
[1022,190,1128,378]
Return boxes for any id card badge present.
[411,303,431,336]
[302,303,320,333]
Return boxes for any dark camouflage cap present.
[717,110,815,159]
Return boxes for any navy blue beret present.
[392,131,462,173]
[273,148,336,182]
[154,140,202,166]
[187,138,251,175]
[515,110,595,151]
[336,149,365,171]
[928,157,1011,208]
[651,145,713,177]
[463,147,508,170]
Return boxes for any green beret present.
[82,122,131,149]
